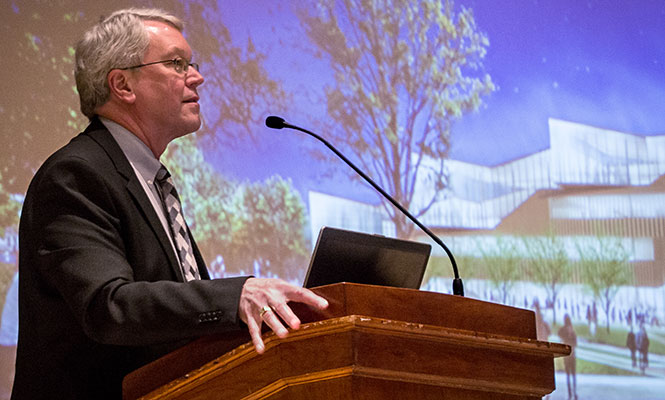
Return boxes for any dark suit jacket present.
[12,118,249,399]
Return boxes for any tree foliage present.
[155,0,290,146]
[523,232,571,326]
[165,140,309,280]
[1,0,288,193]
[162,134,239,265]
[228,176,310,281]
[577,235,631,333]
[1,2,92,194]
[0,172,20,237]
[478,236,522,305]
[297,0,495,237]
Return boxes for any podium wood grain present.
[123,283,569,400]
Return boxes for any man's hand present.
[238,278,329,354]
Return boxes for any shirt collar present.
[100,117,162,184]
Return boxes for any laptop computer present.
[303,226,431,289]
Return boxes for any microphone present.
[265,115,464,296]
[265,116,286,129]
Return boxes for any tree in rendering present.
[230,176,310,281]
[163,134,239,266]
[523,232,571,326]
[478,236,522,305]
[577,235,631,333]
[297,0,495,238]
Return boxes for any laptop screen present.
[303,227,431,289]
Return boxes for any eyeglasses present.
[118,58,200,74]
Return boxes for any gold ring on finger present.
[259,305,272,318]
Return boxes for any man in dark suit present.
[12,8,328,399]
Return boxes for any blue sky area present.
[198,0,665,203]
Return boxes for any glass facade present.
[309,118,665,289]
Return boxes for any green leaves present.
[164,137,308,279]
[577,235,631,332]
[232,176,309,279]
[0,171,20,237]
[477,236,523,304]
[298,0,495,237]
[522,232,571,324]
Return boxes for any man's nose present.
[186,66,204,87]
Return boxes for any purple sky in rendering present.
[202,0,665,202]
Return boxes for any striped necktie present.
[155,165,200,281]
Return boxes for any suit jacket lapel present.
[82,118,186,281]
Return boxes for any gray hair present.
[75,8,184,119]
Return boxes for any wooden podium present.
[123,283,569,400]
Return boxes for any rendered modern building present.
[309,118,665,307]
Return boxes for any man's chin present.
[170,122,202,141]
[183,117,202,134]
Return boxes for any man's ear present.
[107,70,136,104]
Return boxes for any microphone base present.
[452,278,464,297]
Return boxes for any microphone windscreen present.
[265,116,285,129]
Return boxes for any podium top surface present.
[293,282,537,340]
[123,283,546,399]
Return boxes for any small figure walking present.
[558,314,578,400]
[636,322,650,375]
[626,327,637,368]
